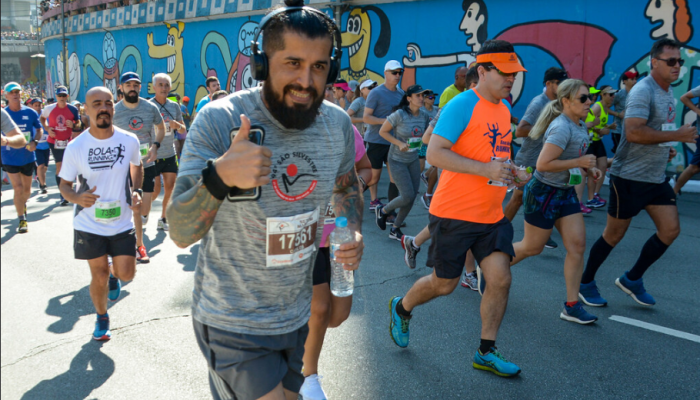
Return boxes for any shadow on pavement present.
[177,244,199,272]
[143,229,167,254]
[45,286,131,334]
[20,341,115,400]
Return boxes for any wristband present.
[154,141,161,149]
[202,159,231,201]
[134,189,143,197]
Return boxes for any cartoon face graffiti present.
[227,22,259,92]
[646,0,675,39]
[237,21,258,57]
[147,21,186,97]
[460,0,488,51]
[103,32,120,97]
[68,53,81,98]
[343,9,372,74]
[56,54,64,87]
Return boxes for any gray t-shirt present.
[179,87,355,335]
[149,98,183,160]
[610,76,676,184]
[348,97,366,135]
[1,108,19,133]
[113,99,163,167]
[691,85,700,97]
[420,106,438,122]
[364,84,405,145]
[534,114,590,188]
[385,108,430,163]
[515,93,550,168]
[610,88,628,134]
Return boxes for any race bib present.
[266,208,319,268]
[55,140,69,149]
[139,143,149,157]
[38,132,48,143]
[568,168,583,186]
[659,123,677,147]
[165,123,173,136]
[407,137,422,152]
[23,132,31,143]
[94,200,121,224]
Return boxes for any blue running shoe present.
[560,302,598,324]
[473,347,521,377]
[93,314,111,341]
[579,280,607,307]
[585,198,605,209]
[615,272,656,306]
[389,296,410,348]
[108,274,121,302]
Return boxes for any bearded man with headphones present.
[167,1,364,399]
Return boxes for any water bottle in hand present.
[330,217,354,297]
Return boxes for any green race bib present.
[95,200,121,224]
[407,137,422,152]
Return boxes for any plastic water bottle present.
[330,217,354,297]
[507,166,534,192]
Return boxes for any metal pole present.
[37,0,43,103]
[61,0,67,88]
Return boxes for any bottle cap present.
[335,217,348,228]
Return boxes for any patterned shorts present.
[523,178,580,229]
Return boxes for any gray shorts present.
[193,318,308,400]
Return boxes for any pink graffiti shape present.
[496,22,615,85]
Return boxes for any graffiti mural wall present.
[43,0,700,171]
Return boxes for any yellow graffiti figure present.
[147,21,186,98]
[340,7,391,84]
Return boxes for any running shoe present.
[578,280,608,307]
[17,219,28,233]
[560,302,598,324]
[580,202,592,214]
[157,217,169,231]
[593,193,607,206]
[585,198,605,209]
[461,271,478,291]
[476,264,485,296]
[40,184,47,194]
[108,274,121,302]
[93,314,111,341]
[1,177,9,185]
[401,235,420,269]
[59,198,69,206]
[389,296,410,348]
[615,271,656,306]
[386,214,406,228]
[473,347,521,377]
[544,237,558,249]
[375,207,388,230]
[369,199,384,211]
[136,245,150,264]
[421,193,431,210]
[420,171,429,188]
[299,374,327,400]
[389,227,404,241]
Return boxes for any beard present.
[96,112,112,129]
[124,91,139,103]
[262,81,323,130]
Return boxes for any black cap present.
[406,85,430,96]
[544,67,568,84]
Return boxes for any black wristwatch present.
[134,189,143,197]
[153,141,161,149]
[31,139,39,145]
[202,159,232,201]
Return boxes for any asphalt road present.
[1,167,699,400]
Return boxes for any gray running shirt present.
[113,99,163,168]
[178,87,355,335]
[534,114,590,188]
[149,97,183,160]
[610,88,628,134]
[348,97,366,135]
[515,93,550,168]
[385,108,430,163]
[610,76,676,184]
[1,108,19,133]
[691,85,700,97]
[364,84,405,145]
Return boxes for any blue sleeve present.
[68,105,80,121]
[433,91,478,144]
[365,89,379,111]
[32,112,42,129]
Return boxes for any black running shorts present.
[586,140,607,158]
[366,143,390,170]
[427,215,515,279]
[193,319,307,400]
[313,247,332,286]
[49,142,65,163]
[608,175,676,220]
[74,228,137,260]
[143,156,178,193]
[3,162,35,177]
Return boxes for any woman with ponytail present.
[375,85,432,241]
[510,79,603,325]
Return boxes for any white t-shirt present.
[59,127,142,236]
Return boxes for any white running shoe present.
[141,214,149,225]
[460,270,478,291]
[299,374,327,400]
[157,218,169,231]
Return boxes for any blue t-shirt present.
[364,84,405,145]
[196,96,211,112]
[1,106,41,166]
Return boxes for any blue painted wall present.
[43,0,700,171]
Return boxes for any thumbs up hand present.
[215,115,272,189]
[77,186,100,208]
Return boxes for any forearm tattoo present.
[166,175,223,248]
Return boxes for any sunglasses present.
[655,57,685,67]
[604,92,615,97]
[389,70,404,76]
[426,96,435,100]
[578,94,595,103]
[486,65,516,78]
[57,94,68,97]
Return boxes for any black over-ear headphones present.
[250,6,342,84]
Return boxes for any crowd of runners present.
[2,0,700,398]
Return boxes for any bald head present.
[85,87,115,129]
[455,66,469,90]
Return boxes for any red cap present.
[623,71,639,80]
